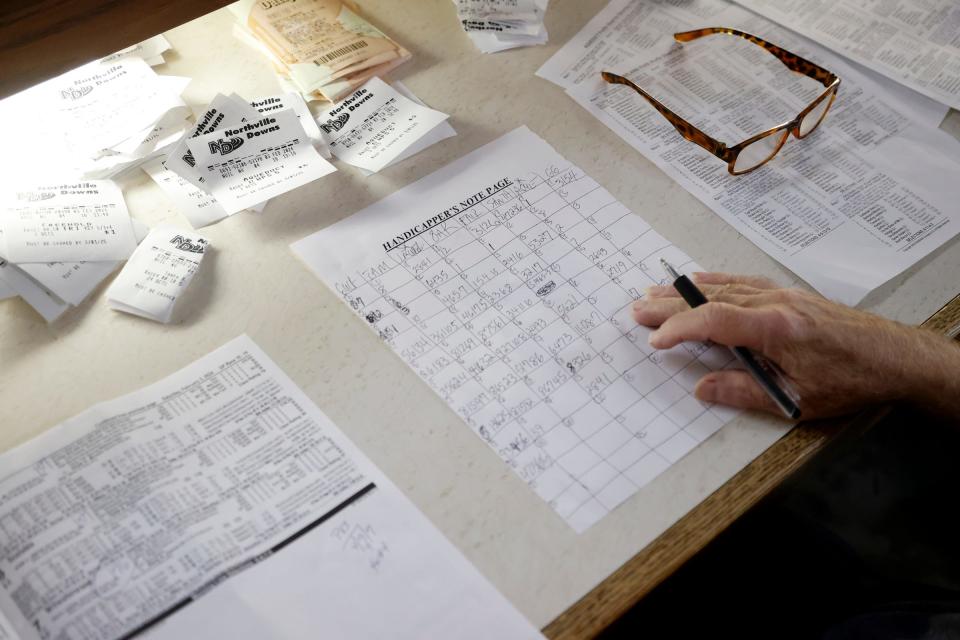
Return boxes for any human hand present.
[632,272,960,419]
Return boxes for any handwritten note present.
[294,127,738,532]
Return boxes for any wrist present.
[897,326,960,415]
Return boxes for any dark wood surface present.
[0,0,233,98]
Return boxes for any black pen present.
[659,259,802,420]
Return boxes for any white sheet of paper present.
[187,108,336,214]
[106,225,209,323]
[316,77,450,173]
[293,127,741,533]
[0,336,542,640]
[0,180,137,263]
[0,259,69,322]
[539,0,960,305]
[733,0,960,111]
[353,81,458,177]
[166,93,262,190]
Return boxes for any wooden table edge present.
[542,292,960,639]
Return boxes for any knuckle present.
[766,304,810,341]
[701,302,736,331]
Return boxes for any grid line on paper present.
[330,157,735,531]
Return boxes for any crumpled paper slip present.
[106,225,210,323]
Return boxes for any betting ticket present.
[13,218,150,307]
[186,108,336,214]
[106,225,210,323]
[166,94,261,190]
[317,77,449,173]
[250,93,325,146]
[0,180,137,263]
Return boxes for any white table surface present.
[2,0,959,628]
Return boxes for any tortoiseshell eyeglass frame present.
[602,27,841,175]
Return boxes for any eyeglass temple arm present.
[674,28,837,88]
[600,71,731,162]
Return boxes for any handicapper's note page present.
[293,127,739,532]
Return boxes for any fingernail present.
[646,285,665,296]
[633,299,646,311]
[694,377,716,402]
[648,330,659,345]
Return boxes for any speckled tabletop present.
[1,0,958,628]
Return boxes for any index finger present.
[648,302,781,351]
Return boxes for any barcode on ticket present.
[314,41,369,65]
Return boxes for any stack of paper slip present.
[316,77,455,174]
[454,0,549,53]
[0,54,191,182]
[157,93,336,225]
[100,35,173,67]
[0,181,149,322]
[230,0,411,102]
[106,225,210,323]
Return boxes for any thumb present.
[694,370,782,416]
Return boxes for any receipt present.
[166,94,262,190]
[454,0,549,52]
[317,77,449,173]
[186,108,336,214]
[52,57,188,157]
[250,93,325,146]
[143,158,267,228]
[0,180,137,263]
[100,35,172,66]
[106,225,210,323]
[142,157,230,228]
[13,219,150,307]
[0,259,70,322]
[240,0,411,101]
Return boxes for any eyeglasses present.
[602,28,841,175]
